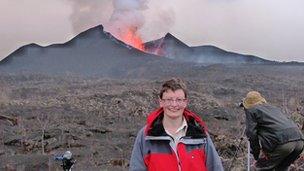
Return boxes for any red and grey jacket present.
[130,108,224,171]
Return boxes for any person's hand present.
[259,150,268,160]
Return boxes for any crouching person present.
[130,78,223,171]
[241,91,304,171]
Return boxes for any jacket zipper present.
[169,135,183,171]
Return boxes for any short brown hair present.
[159,78,188,99]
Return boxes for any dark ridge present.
[1,43,43,65]
[144,33,192,58]
[0,24,184,78]
[191,45,273,64]
[1,25,301,78]
[144,33,276,64]
[145,33,189,48]
[48,25,106,48]
[162,33,190,48]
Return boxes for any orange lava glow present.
[121,28,145,51]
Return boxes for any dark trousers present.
[255,140,304,171]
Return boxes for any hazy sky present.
[1,0,304,62]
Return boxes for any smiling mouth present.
[168,108,182,112]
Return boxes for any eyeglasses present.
[161,98,188,105]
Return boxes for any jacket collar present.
[145,108,207,138]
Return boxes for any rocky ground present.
[1,64,304,170]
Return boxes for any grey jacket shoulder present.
[205,133,224,171]
[129,127,147,171]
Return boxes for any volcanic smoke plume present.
[105,0,148,51]
[68,0,113,34]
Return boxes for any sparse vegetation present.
[1,64,304,170]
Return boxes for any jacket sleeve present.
[129,127,147,171]
[205,133,224,171]
[245,109,260,160]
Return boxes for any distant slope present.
[144,33,192,59]
[0,25,181,77]
[191,45,271,64]
[3,25,300,79]
[144,33,274,64]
